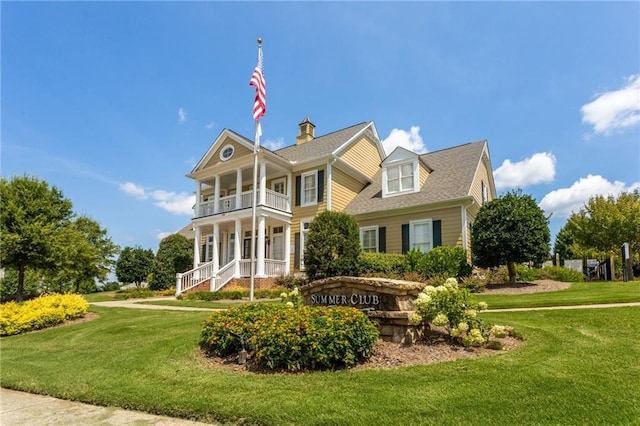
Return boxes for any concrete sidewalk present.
[0,388,216,425]
[486,301,640,312]
[90,297,217,312]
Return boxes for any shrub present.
[516,264,540,282]
[423,246,472,279]
[410,278,490,347]
[0,294,89,336]
[359,252,406,277]
[180,288,287,301]
[537,266,584,282]
[200,303,379,371]
[275,274,308,290]
[113,288,156,300]
[304,211,361,281]
[459,275,486,293]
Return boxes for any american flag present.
[249,46,266,121]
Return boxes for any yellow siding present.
[338,136,381,179]
[419,163,429,188]
[470,156,493,206]
[356,206,463,254]
[202,138,253,170]
[331,167,364,212]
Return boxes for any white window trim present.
[409,219,433,253]
[299,218,313,270]
[272,177,286,194]
[382,159,420,198]
[219,144,235,161]
[301,170,318,207]
[360,226,379,253]
[481,181,488,205]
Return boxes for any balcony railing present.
[196,189,290,218]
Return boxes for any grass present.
[471,281,640,309]
[1,305,639,425]
[135,299,280,309]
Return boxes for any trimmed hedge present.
[359,252,406,276]
[200,304,379,371]
[0,294,89,336]
[180,288,285,301]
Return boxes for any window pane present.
[387,179,399,193]
[401,176,413,190]
[387,166,399,179]
[401,163,413,176]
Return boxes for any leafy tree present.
[46,216,119,293]
[304,211,361,281]
[553,224,575,263]
[0,267,42,302]
[150,234,193,290]
[567,190,640,258]
[115,246,155,287]
[471,190,550,284]
[0,175,73,301]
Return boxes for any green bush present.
[304,211,361,281]
[113,288,156,300]
[200,304,379,371]
[180,288,286,301]
[423,246,471,278]
[359,252,406,276]
[516,264,540,282]
[275,274,308,290]
[537,266,584,282]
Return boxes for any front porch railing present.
[265,259,287,276]
[196,190,290,218]
[213,260,236,291]
[176,260,216,295]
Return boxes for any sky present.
[2,1,639,254]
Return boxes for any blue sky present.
[2,1,639,253]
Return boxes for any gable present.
[190,129,255,175]
[202,137,253,170]
[337,135,383,179]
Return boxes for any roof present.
[344,140,487,215]
[273,122,371,163]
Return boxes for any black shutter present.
[201,244,206,262]
[317,169,325,203]
[433,220,442,247]
[294,232,301,270]
[295,176,301,206]
[401,224,410,254]
[378,227,386,253]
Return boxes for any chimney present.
[296,116,315,145]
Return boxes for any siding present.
[331,167,364,212]
[202,138,253,170]
[356,206,463,254]
[338,136,382,179]
[419,162,430,187]
[470,156,493,206]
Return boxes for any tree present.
[567,190,640,258]
[0,175,73,301]
[553,224,575,263]
[115,246,155,287]
[471,190,550,284]
[46,216,119,293]
[150,234,193,290]
[304,211,361,281]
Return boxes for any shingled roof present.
[273,122,371,163]
[344,140,487,215]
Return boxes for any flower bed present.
[0,294,89,336]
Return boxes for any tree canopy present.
[150,234,193,290]
[304,211,361,281]
[115,246,155,287]
[471,190,550,283]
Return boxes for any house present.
[176,118,496,295]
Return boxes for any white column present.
[195,182,201,217]
[213,223,220,274]
[233,219,241,277]
[259,163,267,206]
[235,169,242,209]
[256,216,266,276]
[214,175,220,214]
[326,161,333,211]
[284,222,291,274]
[286,173,292,211]
[193,226,201,269]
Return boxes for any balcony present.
[196,188,290,218]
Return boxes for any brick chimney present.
[296,116,315,145]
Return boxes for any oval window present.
[220,145,234,161]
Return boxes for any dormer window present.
[381,147,421,198]
[386,162,414,194]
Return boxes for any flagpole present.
[249,38,263,302]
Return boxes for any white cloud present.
[382,126,426,154]
[156,231,174,241]
[581,75,640,135]
[263,137,286,151]
[119,182,195,216]
[493,152,556,190]
[205,121,215,129]
[539,174,640,218]
[178,107,187,123]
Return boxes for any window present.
[272,226,284,260]
[300,220,312,269]
[272,178,285,194]
[410,219,432,253]
[481,181,488,204]
[360,226,379,253]
[385,162,415,195]
[219,144,234,161]
[301,171,317,206]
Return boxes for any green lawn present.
[1,305,639,425]
[472,281,640,309]
[135,299,279,309]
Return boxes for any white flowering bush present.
[280,287,302,308]
[411,278,490,347]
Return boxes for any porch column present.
[235,168,242,209]
[233,219,241,277]
[286,173,292,211]
[259,163,267,206]
[195,182,201,217]
[212,223,220,274]
[214,175,220,214]
[256,215,266,276]
[284,222,291,274]
[193,226,201,269]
